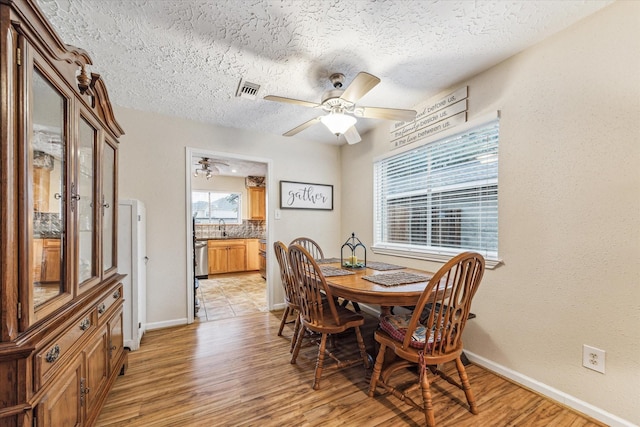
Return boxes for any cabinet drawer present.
[34,310,96,391]
[97,283,123,322]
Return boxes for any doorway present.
[185,147,272,323]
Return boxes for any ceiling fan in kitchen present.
[193,157,229,180]
[264,71,417,144]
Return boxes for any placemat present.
[365,262,406,271]
[316,257,342,264]
[320,265,355,277]
[362,271,432,287]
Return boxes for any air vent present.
[236,79,260,100]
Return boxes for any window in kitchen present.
[373,118,499,264]
[192,191,242,224]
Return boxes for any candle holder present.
[341,232,366,269]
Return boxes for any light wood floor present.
[97,308,604,426]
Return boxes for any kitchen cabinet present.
[246,239,260,271]
[208,239,247,274]
[0,0,126,424]
[247,187,266,220]
[41,239,62,283]
[33,238,44,282]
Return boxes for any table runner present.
[320,265,355,277]
[365,262,406,271]
[362,271,432,287]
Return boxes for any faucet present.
[218,218,227,237]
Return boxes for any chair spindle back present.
[273,241,297,306]
[404,251,485,356]
[289,237,324,261]
[288,244,339,327]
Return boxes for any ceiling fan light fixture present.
[320,111,357,135]
[193,157,228,180]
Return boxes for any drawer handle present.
[45,345,60,363]
[113,289,121,299]
[79,318,91,331]
[98,303,106,314]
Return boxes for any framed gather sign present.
[280,180,333,210]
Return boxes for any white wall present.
[115,108,342,328]
[341,2,639,424]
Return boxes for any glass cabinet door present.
[102,140,116,276]
[31,69,67,308]
[77,116,98,289]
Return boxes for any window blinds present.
[373,120,499,258]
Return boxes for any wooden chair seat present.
[378,312,447,350]
[302,303,366,334]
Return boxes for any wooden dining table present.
[320,261,443,315]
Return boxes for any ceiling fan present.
[264,72,417,144]
[193,157,229,180]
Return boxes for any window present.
[373,119,499,262]
[192,191,242,224]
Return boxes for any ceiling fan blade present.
[283,117,322,136]
[356,106,417,122]
[343,126,361,145]
[264,95,321,109]
[340,72,381,103]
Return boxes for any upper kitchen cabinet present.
[247,186,266,220]
[0,0,127,424]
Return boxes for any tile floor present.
[195,272,268,322]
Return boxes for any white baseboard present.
[464,351,636,427]
[272,302,286,311]
[145,318,188,331]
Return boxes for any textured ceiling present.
[37,0,612,149]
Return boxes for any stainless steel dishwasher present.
[195,240,208,278]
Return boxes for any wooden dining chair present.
[290,236,361,312]
[288,244,370,390]
[368,251,485,427]
[289,237,324,260]
[273,241,301,352]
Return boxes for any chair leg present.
[368,342,387,397]
[289,312,301,353]
[354,326,370,369]
[313,333,328,390]
[277,306,290,337]
[419,363,436,427]
[290,322,306,364]
[455,356,478,414]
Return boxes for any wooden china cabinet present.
[0,0,127,425]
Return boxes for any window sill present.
[371,245,503,270]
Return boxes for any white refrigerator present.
[118,199,147,350]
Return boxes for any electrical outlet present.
[582,344,605,374]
